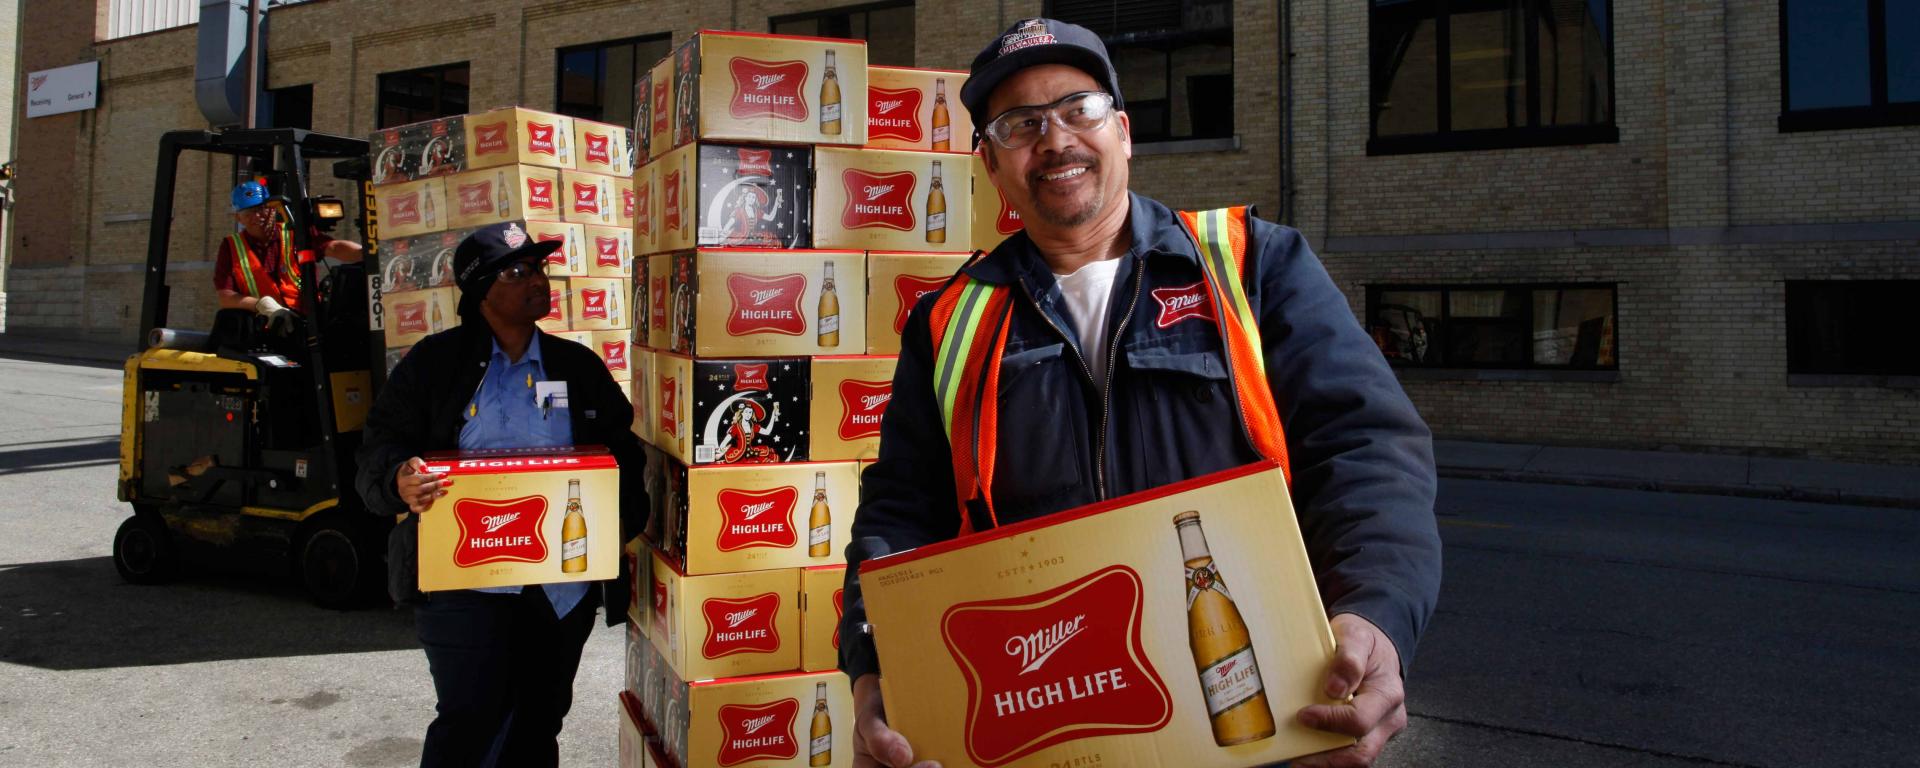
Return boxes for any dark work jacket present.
[839,193,1442,679]
[355,322,646,626]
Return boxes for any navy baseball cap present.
[960,18,1125,142]
[453,222,561,316]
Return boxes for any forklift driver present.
[213,181,364,334]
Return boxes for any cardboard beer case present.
[647,549,801,680]
[643,252,674,350]
[539,277,573,332]
[377,226,479,293]
[801,565,846,673]
[415,447,622,592]
[372,177,448,239]
[462,107,578,171]
[858,461,1352,768]
[550,330,594,351]
[630,347,657,444]
[591,329,634,383]
[813,147,970,253]
[617,174,638,230]
[808,356,897,461]
[570,276,632,332]
[662,31,869,149]
[380,287,457,348]
[619,692,650,768]
[669,249,865,358]
[971,152,1024,253]
[585,224,635,278]
[639,636,854,768]
[633,161,659,256]
[659,460,858,575]
[368,115,468,186]
[645,54,677,162]
[653,142,814,251]
[443,165,567,230]
[574,118,636,177]
[864,251,967,355]
[562,169,624,227]
[651,353,811,467]
[627,540,650,632]
[866,66,972,153]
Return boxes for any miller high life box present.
[858,462,1351,767]
[574,118,635,177]
[801,565,846,673]
[416,447,622,592]
[592,329,634,383]
[644,252,675,350]
[539,277,572,332]
[616,174,638,230]
[585,224,635,278]
[663,31,869,149]
[866,66,972,153]
[661,460,858,575]
[633,161,659,256]
[627,540,649,632]
[671,249,866,358]
[570,276,631,332]
[630,347,656,444]
[369,115,468,186]
[640,634,854,768]
[377,226,480,292]
[864,251,967,355]
[653,142,814,251]
[517,220,588,278]
[972,153,1024,253]
[372,177,447,239]
[619,692,650,768]
[462,106,578,171]
[813,147,970,253]
[550,330,594,350]
[443,165,566,230]
[808,356,897,461]
[652,354,811,467]
[380,287,457,348]
[562,169,624,227]
[645,54,677,162]
[648,550,801,680]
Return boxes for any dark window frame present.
[1777,0,1920,132]
[1367,0,1619,156]
[1785,280,1920,376]
[769,0,917,66]
[1045,0,1237,144]
[376,62,471,129]
[554,33,672,124]
[266,83,314,130]
[1366,282,1622,371]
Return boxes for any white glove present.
[254,296,296,335]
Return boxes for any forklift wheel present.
[297,519,379,609]
[113,514,178,585]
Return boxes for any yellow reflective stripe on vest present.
[1191,208,1264,372]
[229,234,262,297]
[933,278,1001,439]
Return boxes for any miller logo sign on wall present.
[25,60,98,119]
[413,448,620,591]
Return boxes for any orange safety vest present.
[227,228,304,312]
[927,206,1291,533]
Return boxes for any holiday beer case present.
[651,354,811,467]
[652,142,814,251]
[415,447,621,592]
[858,461,1351,767]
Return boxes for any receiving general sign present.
[26,61,99,118]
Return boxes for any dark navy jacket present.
[839,193,1442,680]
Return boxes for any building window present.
[771,2,916,67]
[557,35,673,125]
[1779,0,1920,132]
[1786,281,1920,375]
[1367,284,1618,369]
[1369,0,1616,155]
[267,84,313,130]
[377,63,470,129]
[1047,0,1234,143]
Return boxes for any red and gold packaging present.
[516,220,587,278]
[808,356,897,461]
[591,329,633,383]
[368,115,468,185]
[863,252,967,355]
[651,142,815,252]
[643,253,673,350]
[800,565,846,673]
[380,287,457,348]
[443,165,566,230]
[671,249,865,357]
[663,460,858,575]
[647,550,801,680]
[585,224,635,278]
[574,118,635,177]
[644,655,853,768]
[461,107,578,171]
[539,277,572,332]
[858,462,1350,767]
[372,177,447,239]
[645,55,678,162]
[615,174,638,230]
[570,276,632,331]
[865,66,971,153]
[633,162,659,256]
[618,692,650,768]
[627,540,649,632]
[630,347,656,445]
[813,147,970,253]
[562,169,624,227]
[416,447,622,592]
[651,354,812,466]
[662,31,869,149]
[377,227,477,292]
[971,153,1023,253]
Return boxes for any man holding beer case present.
[841,19,1442,768]
[356,222,645,767]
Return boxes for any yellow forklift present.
[114,127,389,607]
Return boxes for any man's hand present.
[852,673,938,768]
[253,295,297,336]
[1294,614,1409,768]
[394,457,450,515]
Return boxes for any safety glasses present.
[982,91,1116,150]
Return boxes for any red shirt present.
[212,225,335,293]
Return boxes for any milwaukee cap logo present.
[729,58,810,123]
[450,495,550,567]
[716,486,799,551]
[1152,282,1216,329]
[725,273,808,337]
[702,591,782,659]
[715,699,800,766]
[841,169,917,232]
[867,86,926,143]
[503,223,528,248]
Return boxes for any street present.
[1,353,1915,768]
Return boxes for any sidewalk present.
[1437,439,1920,509]
[0,330,132,367]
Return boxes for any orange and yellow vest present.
[226,228,304,312]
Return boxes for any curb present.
[1438,467,1920,510]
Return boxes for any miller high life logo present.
[457,182,493,216]
[663,171,683,231]
[545,289,565,321]
[867,86,926,143]
[715,698,800,766]
[473,122,510,156]
[389,192,422,225]
[650,273,668,329]
[30,74,47,91]
[659,376,679,437]
[728,57,810,122]
[893,274,948,334]
[652,81,672,136]
[715,486,799,551]
[833,588,845,648]
[725,273,808,337]
[624,185,638,221]
[538,234,569,266]
[581,289,612,320]
[573,182,602,215]
[602,340,628,371]
[702,592,783,659]
[733,362,771,392]
[450,495,551,567]
[998,190,1023,235]
[841,169,917,232]
[1152,282,1216,329]
[595,236,625,268]
[585,132,612,165]
[838,379,892,440]
[737,148,774,179]
[394,301,429,335]
[526,178,556,211]
[940,565,1171,766]
[526,121,558,156]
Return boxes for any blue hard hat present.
[231,181,270,213]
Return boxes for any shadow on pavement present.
[0,556,416,670]
[0,351,126,370]
[0,437,120,476]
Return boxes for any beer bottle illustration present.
[495,169,511,219]
[809,681,832,766]
[817,261,841,347]
[808,471,832,558]
[421,188,438,229]
[925,161,947,244]
[1174,510,1275,746]
[556,119,572,165]
[430,300,444,331]
[562,479,588,573]
[931,78,951,151]
[820,50,843,135]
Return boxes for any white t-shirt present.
[1054,258,1125,390]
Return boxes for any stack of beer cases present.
[367,107,639,383]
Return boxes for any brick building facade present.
[6,0,1916,461]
